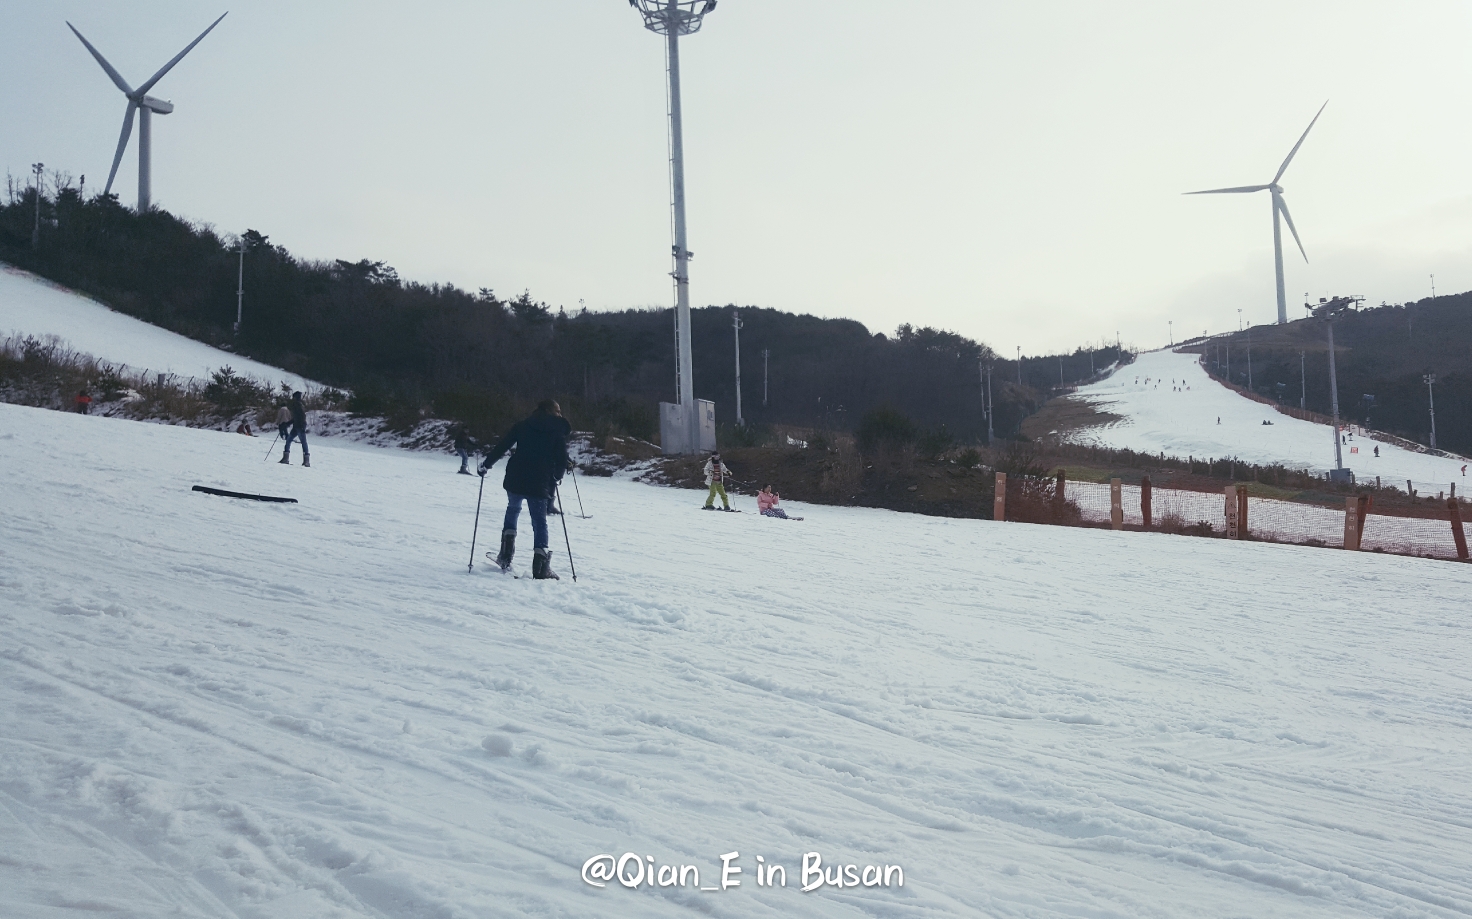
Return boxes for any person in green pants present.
[703,452,734,510]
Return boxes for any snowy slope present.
[4,402,1472,918]
[0,264,313,390]
[1069,348,1470,493]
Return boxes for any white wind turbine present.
[1187,101,1327,325]
[67,13,228,213]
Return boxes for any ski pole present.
[570,467,588,518]
[556,486,578,581]
[262,432,282,461]
[468,473,486,573]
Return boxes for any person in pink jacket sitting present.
[757,485,802,520]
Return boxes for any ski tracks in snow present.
[3,401,1472,917]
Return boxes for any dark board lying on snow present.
[192,485,298,504]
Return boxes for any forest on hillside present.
[1194,298,1472,455]
[0,177,1125,443]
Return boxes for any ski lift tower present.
[631,0,719,454]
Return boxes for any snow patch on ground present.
[3,400,1472,917]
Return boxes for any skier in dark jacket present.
[453,426,475,475]
[479,400,571,579]
[280,391,310,467]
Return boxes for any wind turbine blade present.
[1273,100,1328,184]
[1277,196,1308,262]
[67,22,134,95]
[136,12,228,96]
[1184,184,1271,195]
[104,102,139,195]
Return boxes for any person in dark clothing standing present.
[479,400,571,579]
[453,426,475,475]
[280,391,310,467]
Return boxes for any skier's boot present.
[494,529,516,571]
[533,548,560,580]
[279,455,290,465]
[302,454,311,468]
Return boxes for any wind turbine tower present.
[629,0,718,454]
[1187,101,1327,325]
[68,13,228,212]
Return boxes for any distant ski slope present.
[0,263,314,390]
[1069,348,1469,493]
[4,400,1472,917]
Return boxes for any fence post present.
[1141,475,1152,530]
[1224,485,1239,539]
[1356,494,1372,542]
[994,472,1006,522]
[1055,470,1066,517]
[1450,498,1470,561]
[1342,496,1362,550]
[1237,484,1249,539]
[1110,478,1123,530]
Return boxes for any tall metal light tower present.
[1424,373,1437,449]
[985,364,994,445]
[31,163,44,249]
[631,0,718,454]
[1311,295,1362,482]
[234,238,245,333]
[732,308,743,426]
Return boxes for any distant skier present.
[478,400,571,579]
[1374,446,1380,458]
[453,425,475,475]
[1217,417,1220,424]
[703,452,734,511]
[74,389,92,414]
[757,485,802,520]
[280,392,310,467]
[275,403,292,440]
[236,420,255,436]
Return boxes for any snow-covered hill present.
[0,263,313,391]
[4,400,1471,917]
[1070,349,1469,494]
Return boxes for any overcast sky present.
[4,1,1471,356]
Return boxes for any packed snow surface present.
[1070,349,1469,493]
[0,264,314,390]
[4,401,1472,917]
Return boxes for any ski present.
[192,485,297,504]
